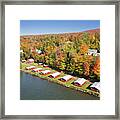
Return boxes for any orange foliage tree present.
[93,56,100,78]
[83,62,90,76]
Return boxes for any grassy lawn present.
[20,62,100,97]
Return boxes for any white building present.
[38,62,43,65]
[43,64,49,67]
[21,60,26,62]
[36,49,42,54]
[38,50,42,54]
[40,70,51,74]
[88,49,97,56]
[27,58,34,63]
[32,68,42,72]
[94,53,100,56]
[90,82,100,92]
[60,75,73,81]
[74,78,87,86]
[26,66,35,70]
[20,50,23,53]
[49,72,61,78]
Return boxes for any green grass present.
[20,62,100,98]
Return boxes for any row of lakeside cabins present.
[25,64,100,94]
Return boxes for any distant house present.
[32,68,43,72]
[49,72,61,78]
[90,82,100,92]
[88,49,97,56]
[20,50,23,53]
[73,78,87,87]
[26,66,35,70]
[21,60,26,63]
[38,50,42,54]
[94,53,100,56]
[59,75,73,82]
[40,70,51,75]
[27,59,34,63]
[43,64,49,67]
[36,49,42,54]
[38,62,43,65]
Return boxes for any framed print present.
[0,0,119,119]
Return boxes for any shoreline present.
[20,64,100,98]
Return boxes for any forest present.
[20,29,100,82]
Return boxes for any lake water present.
[20,71,99,100]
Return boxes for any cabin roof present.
[74,78,87,85]
[28,58,34,61]
[26,66,35,69]
[90,82,100,91]
[41,70,51,74]
[88,49,97,53]
[38,62,43,65]
[33,68,42,71]
[61,75,73,81]
[50,72,60,77]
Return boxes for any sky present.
[20,20,100,35]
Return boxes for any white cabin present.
[88,49,97,56]
[26,66,35,70]
[90,82,100,92]
[49,72,61,78]
[32,68,42,72]
[74,78,87,86]
[40,70,51,74]
[60,75,73,81]
[27,58,34,63]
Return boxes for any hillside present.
[20,28,100,40]
[20,28,100,81]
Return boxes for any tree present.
[90,32,100,51]
[20,30,100,80]
[81,32,90,46]
[93,56,100,79]
[83,62,90,76]
[80,43,89,55]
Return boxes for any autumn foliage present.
[20,29,100,82]
[93,56,100,77]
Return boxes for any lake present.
[20,71,99,100]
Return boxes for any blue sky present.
[20,20,100,35]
